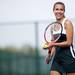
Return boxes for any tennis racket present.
[43,22,63,64]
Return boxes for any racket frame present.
[44,22,63,43]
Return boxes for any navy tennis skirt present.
[50,34,75,73]
[51,46,75,73]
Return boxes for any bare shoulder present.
[65,19,73,27]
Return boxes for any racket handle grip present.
[48,50,51,54]
[45,54,52,64]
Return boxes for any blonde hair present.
[53,2,65,12]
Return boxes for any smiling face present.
[53,3,65,20]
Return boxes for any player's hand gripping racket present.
[43,22,63,64]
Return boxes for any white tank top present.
[53,18,67,35]
[61,18,67,34]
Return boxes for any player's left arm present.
[65,20,73,45]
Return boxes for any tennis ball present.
[42,43,49,49]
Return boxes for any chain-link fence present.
[0,49,51,75]
[0,21,51,75]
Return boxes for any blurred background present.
[0,0,75,75]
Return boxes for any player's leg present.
[67,73,75,75]
[50,58,63,75]
[50,71,61,75]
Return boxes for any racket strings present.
[44,22,62,42]
[52,23,62,35]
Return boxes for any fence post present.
[35,22,40,75]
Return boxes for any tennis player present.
[48,2,75,75]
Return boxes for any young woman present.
[48,2,75,75]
